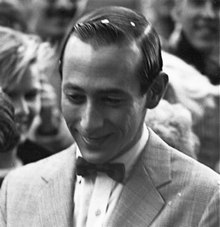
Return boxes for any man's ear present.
[145,72,168,109]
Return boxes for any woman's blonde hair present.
[0,26,55,91]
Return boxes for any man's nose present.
[202,2,216,18]
[80,102,104,132]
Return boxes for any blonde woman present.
[0,26,73,164]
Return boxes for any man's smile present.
[81,133,112,146]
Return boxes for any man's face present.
[61,36,148,164]
[175,0,220,52]
[29,0,86,41]
[5,64,41,142]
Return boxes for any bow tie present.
[76,157,125,183]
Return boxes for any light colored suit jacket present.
[0,129,219,227]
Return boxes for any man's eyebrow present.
[97,89,129,96]
[63,84,129,96]
[63,84,84,92]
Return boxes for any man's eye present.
[102,97,124,106]
[66,93,85,104]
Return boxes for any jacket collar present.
[36,128,172,226]
[37,144,77,226]
[106,128,172,226]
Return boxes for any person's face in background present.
[142,0,175,39]
[151,0,174,17]
[173,0,220,52]
[29,0,88,42]
[61,36,148,164]
[4,64,41,142]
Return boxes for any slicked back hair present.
[59,6,163,95]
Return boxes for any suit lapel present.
[107,129,172,227]
[37,145,77,226]
[29,129,171,226]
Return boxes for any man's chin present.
[79,149,112,164]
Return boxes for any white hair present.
[145,99,199,159]
[162,51,219,123]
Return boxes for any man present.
[165,0,220,170]
[0,7,219,227]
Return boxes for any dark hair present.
[59,6,163,94]
[0,2,27,32]
[0,91,19,153]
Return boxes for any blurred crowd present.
[0,0,219,186]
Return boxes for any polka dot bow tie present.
[76,157,125,183]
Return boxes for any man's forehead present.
[64,35,141,64]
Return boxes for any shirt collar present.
[112,124,148,180]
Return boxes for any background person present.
[0,0,75,154]
[0,26,73,164]
[0,1,27,32]
[164,0,220,170]
[140,0,175,41]
[3,0,88,45]
[4,0,89,113]
[162,51,219,124]
[167,0,220,84]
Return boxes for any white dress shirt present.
[73,125,149,227]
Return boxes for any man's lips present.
[81,134,111,145]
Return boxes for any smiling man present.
[62,36,147,164]
[0,6,220,227]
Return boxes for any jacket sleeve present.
[199,186,220,227]
[0,176,9,227]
